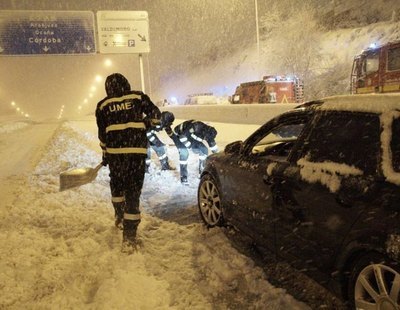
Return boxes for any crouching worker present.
[160,111,218,184]
[95,73,161,250]
[145,125,175,172]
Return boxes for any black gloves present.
[165,126,173,136]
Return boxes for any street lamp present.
[104,59,112,67]
[254,0,260,76]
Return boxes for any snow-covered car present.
[197,93,400,308]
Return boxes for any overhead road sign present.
[97,11,150,54]
[0,10,96,56]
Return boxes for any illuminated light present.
[114,34,124,44]
[91,86,96,92]
[369,43,378,49]
[95,75,102,82]
[25,113,29,118]
[104,59,112,67]
[78,106,82,110]
[16,107,20,111]
[89,93,93,98]
[84,98,88,103]
[11,101,16,106]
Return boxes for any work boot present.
[181,176,188,185]
[199,159,206,175]
[122,218,141,253]
[113,202,124,230]
[115,216,123,230]
[160,158,176,171]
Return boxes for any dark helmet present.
[205,126,217,140]
[161,111,175,128]
[105,73,131,97]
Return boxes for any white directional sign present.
[97,11,150,54]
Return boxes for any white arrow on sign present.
[43,46,50,52]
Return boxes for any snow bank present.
[0,120,309,309]
[0,121,29,134]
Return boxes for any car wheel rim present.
[199,179,221,226]
[355,263,400,310]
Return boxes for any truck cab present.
[351,40,400,94]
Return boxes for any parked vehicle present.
[184,93,218,105]
[351,40,400,94]
[198,93,400,308]
[231,75,304,104]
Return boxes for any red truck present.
[231,75,304,104]
[351,40,400,94]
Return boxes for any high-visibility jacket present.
[173,120,218,152]
[96,91,161,157]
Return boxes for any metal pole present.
[254,0,260,76]
[146,54,152,97]
[139,53,146,93]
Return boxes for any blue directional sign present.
[0,10,96,55]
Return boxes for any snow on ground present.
[0,121,29,134]
[0,120,309,309]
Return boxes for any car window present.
[251,123,306,157]
[363,51,379,74]
[302,112,380,174]
[391,117,400,172]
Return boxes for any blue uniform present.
[95,73,160,246]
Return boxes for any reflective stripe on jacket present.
[96,91,161,155]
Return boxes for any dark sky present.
[2,0,397,119]
[0,0,256,119]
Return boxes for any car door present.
[270,111,381,275]
[220,111,312,250]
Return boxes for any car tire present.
[198,174,224,227]
[348,251,400,309]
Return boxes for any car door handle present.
[335,196,353,208]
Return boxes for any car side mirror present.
[225,140,243,155]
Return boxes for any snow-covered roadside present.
[0,121,309,309]
[0,121,29,134]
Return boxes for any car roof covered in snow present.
[316,93,400,114]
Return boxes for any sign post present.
[97,11,150,93]
[0,10,96,55]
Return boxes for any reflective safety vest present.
[96,91,161,156]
